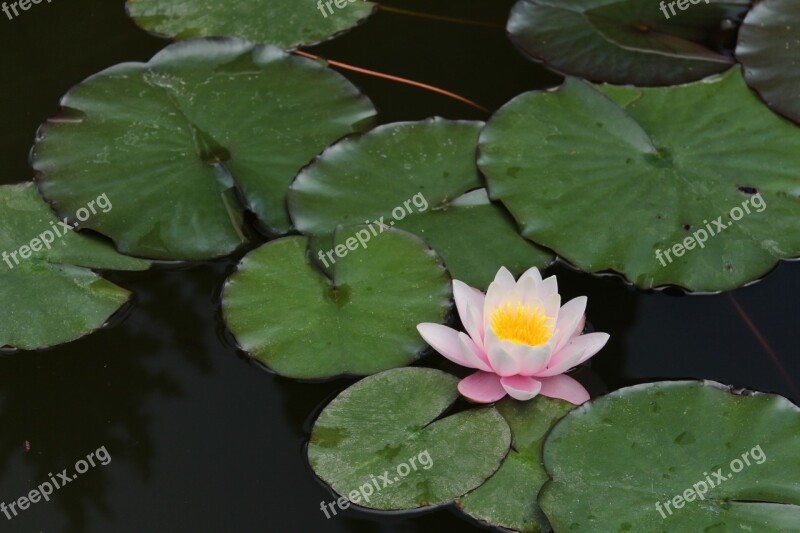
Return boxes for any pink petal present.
[485,329,522,376]
[500,375,543,401]
[416,323,491,371]
[538,374,590,405]
[538,332,610,377]
[553,296,588,352]
[453,280,485,345]
[458,371,507,403]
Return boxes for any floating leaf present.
[458,397,574,532]
[507,0,749,85]
[308,367,511,510]
[0,183,149,350]
[288,118,552,289]
[737,0,800,124]
[222,227,451,378]
[32,38,376,260]
[479,68,800,292]
[539,381,800,531]
[126,0,376,49]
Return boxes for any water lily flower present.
[417,267,609,405]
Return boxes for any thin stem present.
[292,51,490,113]
[727,292,799,399]
[376,4,502,29]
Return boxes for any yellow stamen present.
[490,302,553,346]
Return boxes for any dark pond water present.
[0,1,798,531]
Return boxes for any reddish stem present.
[727,292,799,398]
[292,50,490,113]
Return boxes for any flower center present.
[490,302,554,346]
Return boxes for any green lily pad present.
[458,397,574,532]
[539,381,800,531]
[288,118,552,290]
[478,68,800,292]
[0,183,150,350]
[308,367,511,510]
[221,227,451,378]
[126,0,376,49]
[32,38,376,260]
[507,0,749,85]
[737,0,800,124]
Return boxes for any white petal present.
[453,280,485,346]
[553,296,587,352]
[513,336,556,376]
[485,328,522,377]
[517,266,542,286]
[483,268,517,334]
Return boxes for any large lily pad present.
[507,0,749,86]
[288,119,553,289]
[478,68,800,292]
[539,381,800,531]
[126,0,376,49]
[32,38,376,260]
[0,183,149,350]
[736,0,800,124]
[221,227,451,378]
[308,367,511,510]
[458,397,574,532]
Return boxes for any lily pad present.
[308,367,511,510]
[458,397,574,532]
[126,0,376,49]
[736,0,800,124]
[478,68,800,292]
[539,381,800,531]
[32,38,376,260]
[221,227,451,378]
[0,183,150,350]
[288,118,553,289]
[507,0,749,85]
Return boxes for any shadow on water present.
[0,264,219,532]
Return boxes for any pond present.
[0,0,798,531]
